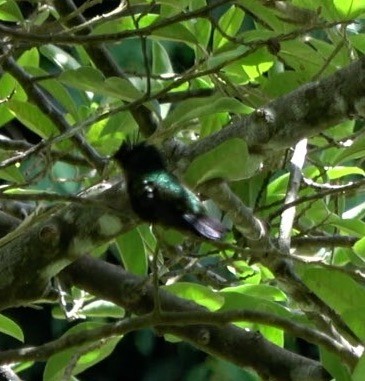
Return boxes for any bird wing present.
[183,213,226,240]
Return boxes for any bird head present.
[115,140,166,174]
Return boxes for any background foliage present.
[1,0,365,380]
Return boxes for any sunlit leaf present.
[163,282,225,311]
[0,314,24,342]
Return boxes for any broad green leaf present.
[60,68,144,101]
[279,40,324,76]
[205,45,249,70]
[18,48,39,67]
[350,34,365,54]
[213,5,245,50]
[137,224,157,253]
[226,261,262,285]
[219,292,294,345]
[12,361,34,374]
[304,166,365,180]
[333,134,365,164]
[184,139,261,186]
[86,112,133,155]
[151,19,198,44]
[43,322,121,381]
[192,18,211,49]
[334,0,365,18]
[200,112,230,137]
[241,49,274,81]
[267,173,289,195]
[236,0,288,32]
[221,47,274,83]
[320,348,352,381]
[162,282,224,311]
[116,228,147,276]
[152,41,173,75]
[353,354,365,381]
[94,13,197,44]
[159,0,190,9]
[297,265,365,340]
[328,215,365,237]
[7,100,59,138]
[219,292,302,320]
[0,48,40,127]
[0,0,23,21]
[0,314,24,342]
[309,39,350,72]
[221,284,287,302]
[0,151,24,183]
[80,300,124,318]
[262,72,308,97]
[351,237,365,265]
[163,95,247,128]
[26,67,79,121]
[0,165,24,184]
[40,45,81,70]
[292,0,340,21]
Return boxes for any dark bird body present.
[115,141,225,240]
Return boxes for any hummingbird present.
[114,140,226,240]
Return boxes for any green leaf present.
[151,19,198,44]
[0,0,23,21]
[320,348,352,381]
[297,265,365,340]
[163,95,247,128]
[262,72,308,97]
[86,112,133,155]
[213,5,245,50]
[184,138,261,186]
[152,41,173,75]
[279,40,324,76]
[43,322,121,381]
[236,0,287,32]
[205,45,249,70]
[0,48,41,127]
[18,48,39,67]
[218,292,295,346]
[40,45,81,70]
[162,282,225,311]
[353,354,365,381]
[221,284,287,302]
[12,361,34,374]
[80,300,124,318]
[191,18,211,49]
[6,100,59,138]
[0,314,24,342]
[116,228,148,276]
[334,0,365,18]
[304,165,365,180]
[158,0,190,10]
[333,134,365,164]
[353,236,365,260]
[328,215,365,237]
[60,68,144,101]
[26,67,79,121]
[291,0,339,21]
[350,34,365,54]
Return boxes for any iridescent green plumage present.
[115,141,225,240]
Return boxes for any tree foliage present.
[0,0,365,380]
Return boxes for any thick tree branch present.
[61,255,333,381]
[185,55,365,160]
